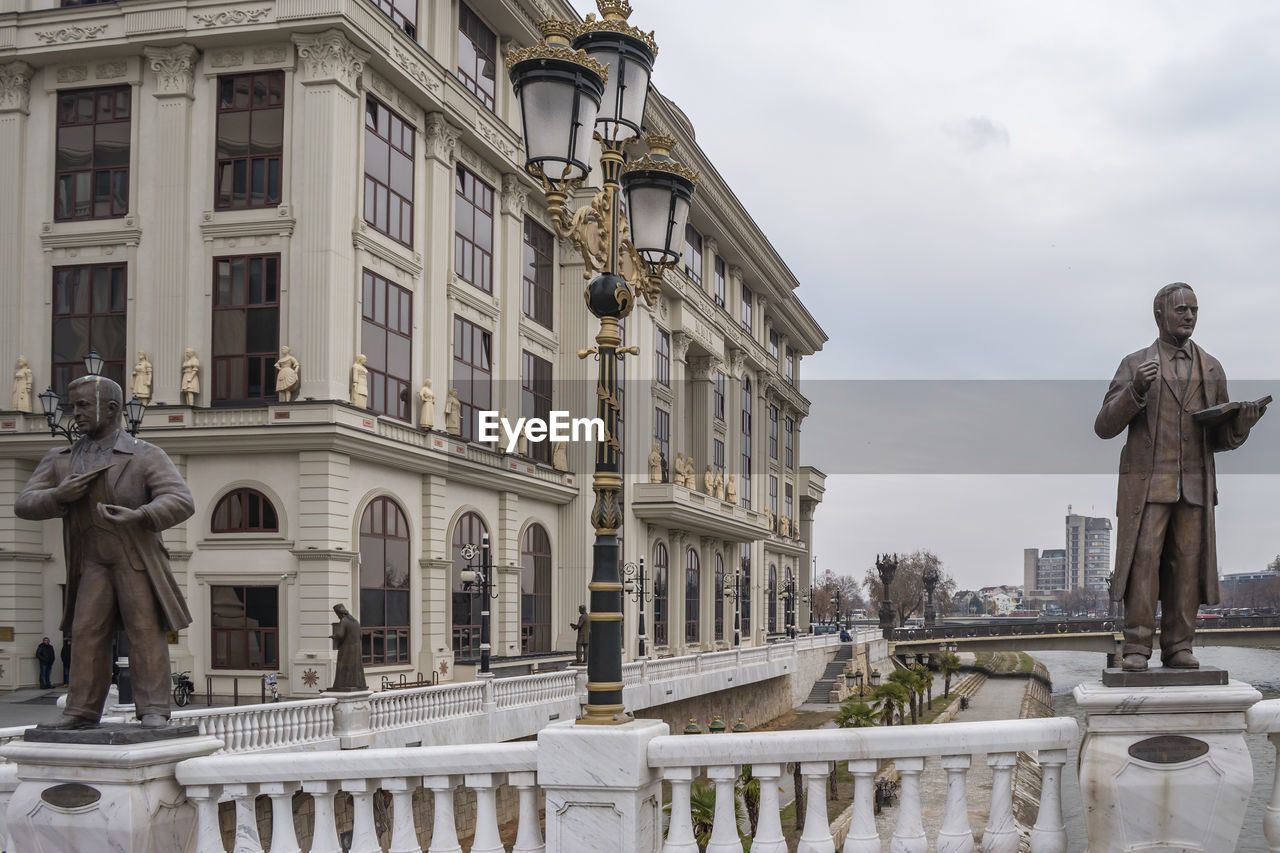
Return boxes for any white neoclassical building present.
[0,0,826,697]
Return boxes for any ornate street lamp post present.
[781,576,798,639]
[853,669,864,698]
[508,1,698,725]
[38,349,147,443]
[922,562,939,628]
[623,558,649,659]
[876,553,898,640]
[459,535,499,675]
[723,565,745,647]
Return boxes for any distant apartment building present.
[1023,548,1066,604]
[1066,510,1113,591]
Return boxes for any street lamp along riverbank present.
[507,1,698,726]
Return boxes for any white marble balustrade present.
[368,680,486,731]
[175,741,541,853]
[647,717,1076,853]
[1247,698,1280,852]
[494,671,577,710]
[174,698,338,754]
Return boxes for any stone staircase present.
[805,643,854,704]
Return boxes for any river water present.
[1034,647,1280,852]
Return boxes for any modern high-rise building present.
[1066,509,1112,591]
[1022,547,1066,605]
[0,0,827,693]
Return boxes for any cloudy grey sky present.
[570,1,1280,591]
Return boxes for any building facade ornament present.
[391,45,442,95]
[725,347,744,379]
[686,355,715,382]
[423,112,460,165]
[210,51,245,68]
[35,25,107,45]
[144,44,200,99]
[57,66,88,84]
[458,145,500,186]
[671,330,691,363]
[293,30,367,94]
[96,61,128,79]
[253,46,289,65]
[0,62,33,114]
[501,173,530,216]
[193,9,270,27]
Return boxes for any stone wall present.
[1012,660,1054,848]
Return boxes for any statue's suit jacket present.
[15,430,194,633]
[1094,340,1246,607]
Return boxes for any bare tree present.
[810,574,866,624]
[863,550,956,625]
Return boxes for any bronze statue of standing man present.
[16,376,193,727]
[1095,284,1265,672]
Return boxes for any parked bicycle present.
[263,672,280,703]
[172,670,195,707]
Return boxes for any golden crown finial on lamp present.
[597,0,633,22]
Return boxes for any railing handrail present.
[172,697,337,719]
[1247,697,1280,731]
[648,717,1078,766]
[175,740,537,785]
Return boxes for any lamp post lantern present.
[723,565,745,648]
[623,558,650,659]
[459,535,499,675]
[508,1,698,725]
[38,349,146,443]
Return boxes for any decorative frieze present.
[253,46,288,65]
[210,50,245,68]
[144,44,199,99]
[475,116,518,162]
[56,66,88,84]
[35,25,107,45]
[192,9,270,27]
[390,45,441,94]
[458,145,500,187]
[96,61,128,80]
[423,112,460,165]
[0,62,33,114]
[293,30,366,94]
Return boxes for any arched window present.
[685,548,700,644]
[740,544,752,637]
[653,542,668,647]
[521,524,552,653]
[768,564,778,634]
[784,566,794,634]
[714,553,725,641]
[452,511,489,658]
[212,488,278,533]
[359,497,410,665]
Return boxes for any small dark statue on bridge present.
[570,605,589,664]
[1096,284,1267,672]
[328,603,367,692]
[876,554,898,639]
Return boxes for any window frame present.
[51,263,127,396]
[522,216,554,328]
[685,548,700,644]
[785,416,795,468]
[360,269,412,420]
[211,488,279,534]
[370,0,416,36]
[653,542,669,647]
[653,406,670,469]
[211,254,281,404]
[455,165,495,293]
[522,350,553,463]
[215,71,284,211]
[521,523,552,653]
[740,376,752,509]
[683,225,702,284]
[740,284,753,334]
[713,255,725,307]
[452,315,493,443]
[714,553,725,641]
[359,496,412,666]
[363,96,415,247]
[769,405,778,459]
[451,511,489,659]
[713,371,725,421]
[210,585,280,670]
[655,328,670,387]
[54,84,131,222]
[457,2,498,111]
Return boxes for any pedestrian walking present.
[36,637,55,689]
[61,637,71,686]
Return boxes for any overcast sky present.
[569,1,1280,591]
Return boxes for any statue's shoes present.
[1120,654,1149,672]
[139,714,169,728]
[1162,650,1200,669]
[38,714,98,730]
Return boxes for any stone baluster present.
[1266,734,1280,853]
[230,712,243,752]
[185,784,224,853]
[302,780,345,853]
[1029,749,1067,853]
[936,755,975,853]
[705,764,742,853]
[661,766,699,853]
[890,756,927,853]
[382,776,422,853]
[468,772,505,853]
[747,762,786,853]
[797,761,834,853]
[982,753,1019,853]
[223,783,264,853]
[509,770,546,853]
[344,778,381,853]
[843,759,880,853]
[425,774,463,853]
[260,781,302,853]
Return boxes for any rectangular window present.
[210,586,279,670]
[713,255,725,307]
[740,376,752,510]
[452,315,492,442]
[363,96,415,247]
[784,483,794,526]
[683,224,702,284]
[769,475,778,519]
[653,406,670,467]
[786,346,796,384]
[713,439,724,475]
[55,85,130,221]
[371,0,416,36]
[769,405,778,459]
[216,72,283,210]
[655,328,670,387]
[212,255,280,402]
[522,217,554,328]
[457,3,498,110]
[741,285,753,333]
[455,165,495,292]
[713,371,725,421]
[522,351,553,464]
[740,544,751,637]
[785,416,795,468]
[52,264,127,395]
[769,329,779,360]
[361,270,412,420]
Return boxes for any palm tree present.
[940,652,962,698]
[888,669,920,724]
[835,699,879,729]
[910,664,932,715]
[871,682,909,726]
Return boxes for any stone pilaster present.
[497,173,528,417]
[291,30,367,403]
[497,490,520,653]
[670,330,692,474]
[701,237,717,297]
[0,62,31,376]
[686,354,715,478]
[292,450,353,688]
[422,113,460,398]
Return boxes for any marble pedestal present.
[537,717,669,853]
[1074,678,1262,852]
[0,732,222,853]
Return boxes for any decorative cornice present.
[192,8,270,27]
[501,173,529,216]
[144,44,199,99]
[290,548,359,563]
[0,551,53,563]
[423,112,460,165]
[293,30,367,94]
[390,44,442,95]
[0,62,33,114]
[352,221,424,278]
[40,217,142,252]
[35,25,107,45]
[199,207,295,242]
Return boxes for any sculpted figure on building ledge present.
[350,355,368,408]
[780,515,790,537]
[444,388,461,435]
[274,346,300,403]
[181,348,200,406]
[713,469,725,501]
[673,452,687,487]
[11,356,32,412]
[648,443,664,483]
[553,440,569,471]
[131,351,152,404]
[681,454,696,489]
[703,464,715,495]
[765,507,774,531]
[726,473,738,505]
[418,379,435,429]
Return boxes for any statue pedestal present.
[1,731,221,853]
[1074,676,1261,852]
[326,689,373,749]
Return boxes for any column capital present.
[671,330,692,363]
[501,173,530,217]
[144,45,199,99]
[702,236,718,257]
[293,29,367,94]
[686,355,718,382]
[0,61,33,114]
[424,111,461,165]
